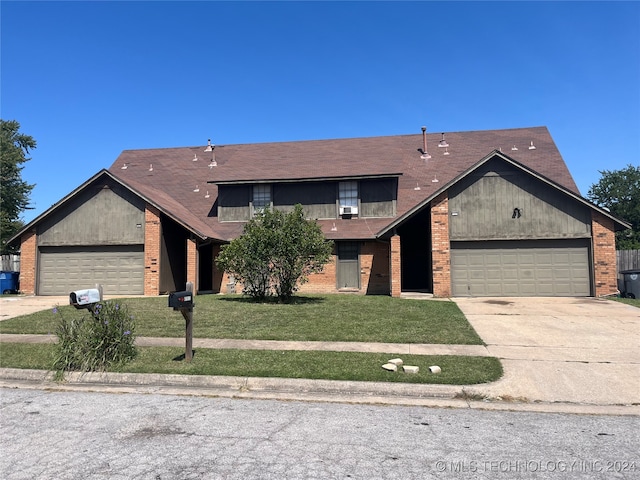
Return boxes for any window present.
[339,181,358,207]
[252,184,271,214]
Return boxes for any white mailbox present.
[69,289,102,309]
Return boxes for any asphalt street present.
[1,388,638,480]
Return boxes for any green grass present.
[612,297,640,308]
[0,294,483,345]
[0,343,502,385]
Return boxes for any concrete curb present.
[2,368,638,416]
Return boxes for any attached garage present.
[451,240,591,297]
[38,246,144,295]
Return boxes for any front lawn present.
[612,297,640,308]
[0,343,502,385]
[0,294,483,345]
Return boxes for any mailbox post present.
[168,282,194,362]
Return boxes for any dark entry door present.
[337,242,360,289]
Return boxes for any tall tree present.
[1,120,36,254]
[216,204,333,302]
[587,164,640,250]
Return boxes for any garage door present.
[451,240,591,297]
[39,246,144,296]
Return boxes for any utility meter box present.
[169,290,193,309]
[70,289,102,309]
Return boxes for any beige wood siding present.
[38,184,145,246]
[449,160,591,241]
[273,182,336,219]
[360,178,396,218]
[218,185,250,221]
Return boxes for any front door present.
[337,242,360,290]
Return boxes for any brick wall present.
[298,248,338,294]
[431,192,451,297]
[186,238,197,292]
[18,229,37,295]
[144,205,161,295]
[362,241,391,295]
[390,235,401,297]
[213,240,391,296]
[592,211,618,296]
[212,244,224,293]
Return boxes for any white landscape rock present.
[428,365,442,374]
[388,358,403,366]
[382,363,398,372]
[403,365,419,374]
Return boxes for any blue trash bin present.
[0,271,19,294]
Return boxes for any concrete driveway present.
[0,296,69,320]
[454,297,640,406]
[0,295,143,321]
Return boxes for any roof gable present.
[378,150,629,237]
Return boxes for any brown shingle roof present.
[108,126,580,241]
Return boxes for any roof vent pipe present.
[420,126,431,160]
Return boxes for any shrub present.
[216,204,333,302]
[52,301,137,373]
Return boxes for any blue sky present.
[2,1,639,224]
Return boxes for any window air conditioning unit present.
[339,206,358,216]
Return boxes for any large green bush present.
[53,301,137,373]
[217,204,333,302]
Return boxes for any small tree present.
[217,204,333,302]
[0,120,36,254]
[588,165,640,249]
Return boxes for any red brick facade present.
[592,211,619,296]
[143,205,161,296]
[298,254,338,294]
[220,240,392,296]
[390,235,401,297]
[362,241,391,294]
[431,192,451,298]
[18,229,37,295]
[187,238,197,292]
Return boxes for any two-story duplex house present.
[10,126,629,297]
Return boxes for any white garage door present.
[451,240,591,297]
[39,246,144,296]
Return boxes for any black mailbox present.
[169,290,193,309]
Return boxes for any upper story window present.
[252,184,271,215]
[339,181,358,207]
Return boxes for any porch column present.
[592,211,618,296]
[187,237,198,291]
[431,192,451,298]
[390,234,401,297]
[144,205,161,295]
[18,229,37,295]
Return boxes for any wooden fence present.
[1,255,20,272]
[617,250,640,272]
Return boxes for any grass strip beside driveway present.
[0,295,483,345]
[0,343,502,385]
